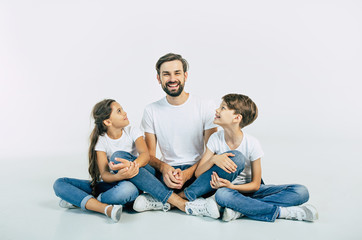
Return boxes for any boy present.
[196,93,318,222]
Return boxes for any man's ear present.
[157,74,161,84]
[103,119,112,127]
[184,72,188,82]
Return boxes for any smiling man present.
[134,53,218,212]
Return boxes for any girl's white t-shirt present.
[207,130,264,185]
[94,126,143,160]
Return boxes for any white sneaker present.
[133,193,171,212]
[222,208,243,222]
[185,197,220,219]
[281,204,318,222]
[59,199,77,209]
[104,205,123,223]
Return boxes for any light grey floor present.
[2,137,362,240]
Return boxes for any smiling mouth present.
[166,82,179,89]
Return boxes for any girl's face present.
[214,101,240,126]
[108,102,129,128]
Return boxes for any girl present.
[54,99,217,222]
[193,94,318,222]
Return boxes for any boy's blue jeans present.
[53,151,173,210]
[215,183,310,222]
[184,150,246,201]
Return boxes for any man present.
[134,53,218,211]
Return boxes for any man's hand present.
[173,168,192,189]
[115,161,139,180]
[211,153,237,173]
[161,164,183,189]
[210,172,233,189]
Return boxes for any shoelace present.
[286,208,305,221]
[145,196,163,209]
[188,202,210,216]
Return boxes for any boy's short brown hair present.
[222,93,258,128]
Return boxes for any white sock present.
[278,207,288,219]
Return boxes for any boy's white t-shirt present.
[94,126,144,160]
[141,95,217,166]
[207,130,264,185]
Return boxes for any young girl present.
[194,93,318,222]
[54,99,218,222]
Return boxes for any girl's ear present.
[103,119,111,127]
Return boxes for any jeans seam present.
[161,190,173,205]
[80,195,94,210]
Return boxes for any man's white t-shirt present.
[94,126,144,160]
[141,95,217,166]
[207,130,264,185]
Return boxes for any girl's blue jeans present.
[215,183,310,222]
[53,151,173,210]
[184,150,246,201]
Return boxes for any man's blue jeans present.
[215,183,310,222]
[184,150,246,201]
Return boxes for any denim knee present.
[215,188,234,207]
[53,177,66,197]
[293,184,309,205]
[110,151,136,164]
[100,181,139,205]
[226,150,245,170]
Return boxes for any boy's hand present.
[109,158,131,171]
[210,172,233,189]
[211,153,237,173]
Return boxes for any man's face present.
[157,60,188,97]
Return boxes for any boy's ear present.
[234,114,242,124]
[103,119,112,127]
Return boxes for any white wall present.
[1,0,361,160]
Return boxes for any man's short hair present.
[155,53,189,75]
[222,93,258,128]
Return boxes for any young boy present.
[196,93,318,222]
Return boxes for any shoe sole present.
[206,198,220,219]
[302,204,318,221]
[222,208,236,222]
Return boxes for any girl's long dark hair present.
[88,99,115,195]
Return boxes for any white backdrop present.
[1,1,361,160]
[1,1,362,239]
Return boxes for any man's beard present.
[162,81,184,97]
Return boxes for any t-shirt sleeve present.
[206,132,218,153]
[140,106,155,134]
[250,137,264,161]
[94,137,106,152]
[130,126,144,142]
[203,99,218,130]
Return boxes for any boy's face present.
[214,101,241,127]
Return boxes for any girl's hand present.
[115,161,139,180]
[109,158,131,171]
[211,153,237,173]
[210,172,233,189]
